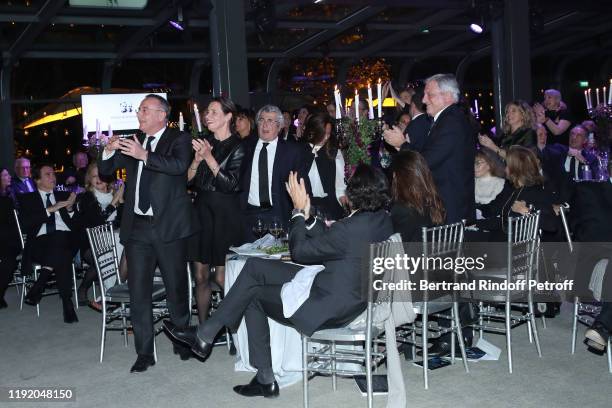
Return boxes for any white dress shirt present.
[102,128,165,215]
[36,189,72,237]
[248,137,278,207]
[307,144,346,203]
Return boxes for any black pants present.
[28,231,76,299]
[198,257,300,373]
[126,216,190,356]
[0,252,18,300]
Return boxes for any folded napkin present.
[230,234,277,256]
[280,265,325,318]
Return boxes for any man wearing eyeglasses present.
[98,94,198,373]
[239,104,310,242]
[10,157,35,198]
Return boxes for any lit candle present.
[604,87,607,107]
[377,79,382,118]
[179,112,185,131]
[474,99,479,117]
[82,124,88,142]
[588,89,592,109]
[584,90,590,110]
[596,88,600,106]
[609,79,612,105]
[108,123,113,139]
[334,85,342,119]
[354,90,359,123]
[193,103,202,132]
[367,83,374,120]
[96,119,100,140]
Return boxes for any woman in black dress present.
[303,113,347,221]
[390,150,446,241]
[187,97,245,323]
[478,100,536,160]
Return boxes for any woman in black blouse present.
[475,146,558,239]
[390,150,446,241]
[478,100,536,159]
[187,97,245,323]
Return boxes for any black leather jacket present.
[191,133,245,193]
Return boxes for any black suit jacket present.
[390,203,433,242]
[9,177,35,196]
[239,137,310,224]
[97,128,198,244]
[0,196,20,258]
[403,113,431,152]
[403,104,476,223]
[570,181,612,242]
[288,210,393,336]
[17,191,78,238]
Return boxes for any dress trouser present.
[198,257,301,373]
[126,216,190,356]
[29,231,75,299]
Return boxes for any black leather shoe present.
[417,341,451,358]
[585,322,610,351]
[163,320,213,361]
[173,343,192,361]
[130,355,155,373]
[233,376,279,398]
[24,292,42,306]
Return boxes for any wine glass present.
[268,218,284,245]
[252,217,266,240]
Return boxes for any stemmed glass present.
[268,218,284,245]
[252,217,267,240]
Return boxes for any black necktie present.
[45,193,56,234]
[138,136,155,213]
[569,156,576,178]
[258,142,271,208]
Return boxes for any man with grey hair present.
[388,73,475,223]
[10,157,35,197]
[239,104,310,241]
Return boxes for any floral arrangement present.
[342,118,378,178]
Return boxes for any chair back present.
[558,203,573,252]
[506,211,540,283]
[13,209,26,250]
[420,220,465,301]
[86,223,121,294]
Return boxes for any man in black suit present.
[383,85,431,153]
[164,165,393,397]
[239,104,310,241]
[386,74,475,223]
[98,94,197,372]
[0,196,21,308]
[18,164,79,323]
[10,157,35,197]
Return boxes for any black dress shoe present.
[233,376,279,398]
[130,355,155,373]
[24,293,41,306]
[585,322,610,352]
[163,320,213,361]
[417,341,451,358]
[173,343,192,361]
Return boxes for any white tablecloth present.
[225,255,304,388]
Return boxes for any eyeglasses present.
[257,118,280,126]
[136,107,165,114]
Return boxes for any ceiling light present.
[469,23,483,34]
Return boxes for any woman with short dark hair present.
[390,150,445,241]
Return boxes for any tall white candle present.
[354,90,359,123]
[609,79,612,105]
[179,112,185,131]
[475,99,479,117]
[82,125,88,142]
[604,87,607,107]
[584,90,590,110]
[96,119,100,139]
[588,89,592,109]
[194,104,202,132]
[108,123,113,139]
[334,86,342,119]
[377,79,382,118]
[367,83,374,120]
[596,88,600,106]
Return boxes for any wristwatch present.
[291,208,305,217]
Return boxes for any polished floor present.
[0,290,610,408]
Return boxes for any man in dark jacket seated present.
[164,165,393,398]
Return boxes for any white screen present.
[80,92,166,134]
